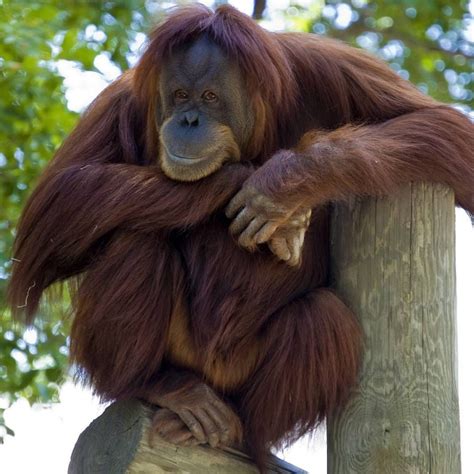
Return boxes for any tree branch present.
[253,0,266,20]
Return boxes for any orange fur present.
[166,304,261,392]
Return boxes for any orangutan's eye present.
[202,90,218,102]
[174,90,189,101]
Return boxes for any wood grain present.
[327,183,460,473]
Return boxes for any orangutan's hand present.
[148,379,243,449]
[267,207,311,267]
[226,186,311,266]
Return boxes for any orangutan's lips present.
[166,150,212,166]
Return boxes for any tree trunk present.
[328,182,460,473]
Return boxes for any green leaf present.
[45,367,64,383]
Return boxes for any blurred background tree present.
[0,0,472,440]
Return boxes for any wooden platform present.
[68,399,307,474]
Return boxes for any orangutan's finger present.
[177,409,207,443]
[255,222,279,244]
[238,217,266,249]
[229,207,255,236]
[269,237,291,261]
[225,190,248,218]
[287,236,302,267]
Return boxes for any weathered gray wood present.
[69,400,144,474]
[69,399,306,474]
[328,183,460,473]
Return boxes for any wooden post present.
[68,399,306,474]
[328,183,460,473]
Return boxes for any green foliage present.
[286,0,473,109]
[0,0,472,440]
[0,0,161,440]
